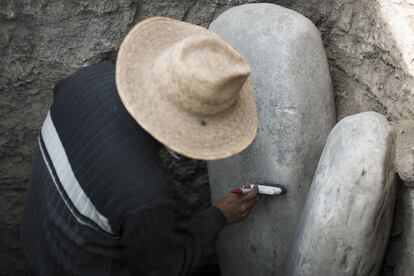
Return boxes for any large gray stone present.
[285,112,396,276]
[207,4,335,276]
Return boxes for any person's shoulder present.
[68,61,115,85]
[52,61,117,106]
[76,61,115,76]
[55,61,114,90]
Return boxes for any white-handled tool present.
[231,183,286,195]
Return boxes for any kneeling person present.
[21,17,259,276]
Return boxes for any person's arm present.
[120,203,225,276]
[120,186,260,276]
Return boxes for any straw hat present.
[116,17,257,160]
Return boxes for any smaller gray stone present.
[395,120,414,187]
[285,112,396,276]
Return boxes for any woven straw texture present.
[116,17,257,160]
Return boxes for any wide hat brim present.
[116,17,258,160]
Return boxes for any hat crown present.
[152,35,251,116]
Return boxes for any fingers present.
[239,186,260,215]
[239,197,260,217]
[218,183,263,224]
[229,192,242,199]
[246,194,260,208]
[242,184,259,201]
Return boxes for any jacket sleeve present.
[120,204,226,276]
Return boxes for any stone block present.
[285,112,396,276]
[207,4,335,275]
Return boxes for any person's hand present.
[214,184,260,225]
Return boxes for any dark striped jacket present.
[21,62,226,276]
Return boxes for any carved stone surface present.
[207,4,335,275]
[285,112,396,276]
